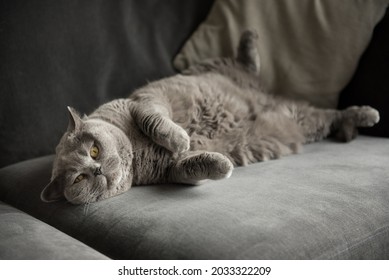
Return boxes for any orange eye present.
[74,174,85,184]
[90,145,99,159]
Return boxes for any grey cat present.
[41,31,380,205]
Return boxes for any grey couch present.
[1,1,388,259]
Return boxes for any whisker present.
[83,187,100,216]
[83,201,90,216]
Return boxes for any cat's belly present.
[169,74,255,131]
[165,75,302,166]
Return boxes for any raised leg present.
[236,30,260,74]
[292,104,380,143]
[169,151,234,184]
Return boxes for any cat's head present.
[41,107,133,204]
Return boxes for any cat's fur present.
[41,31,380,204]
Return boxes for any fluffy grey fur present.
[41,31,380,205]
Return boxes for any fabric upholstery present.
[0,0,213,167]
[0,201,108,259]
[338,8,389,137]
[1,137,388,259]
[174,0,388,109]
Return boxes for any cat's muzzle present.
[94,167,102,176]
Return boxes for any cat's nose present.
[93,167,102,176]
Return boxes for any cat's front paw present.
[171,151,234,184]
[168,125,190,154]
[203,152,234,180]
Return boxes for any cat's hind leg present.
[237,30,260,74]
[169,151,234,185]
[291,103,379,143]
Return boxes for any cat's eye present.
[90,145,99,159]
[74,174,85,184]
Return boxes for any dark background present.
[338,8,389,138]
[0,0,214,167]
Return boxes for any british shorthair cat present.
[41,31,379,204]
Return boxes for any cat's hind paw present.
[345,106,380,127]
[336,106,380,142]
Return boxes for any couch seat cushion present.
[0,137,388,259]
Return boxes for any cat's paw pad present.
[203,152,234,180]
[346,106,380,127]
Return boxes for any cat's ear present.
[67,106,83,132]
[237,30,260,75]
[40,175,66,203]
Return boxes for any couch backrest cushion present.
[173,0,388,109]
[0,0,213,167]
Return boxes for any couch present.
[1,0,388,260]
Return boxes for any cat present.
[41,30,380,205]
